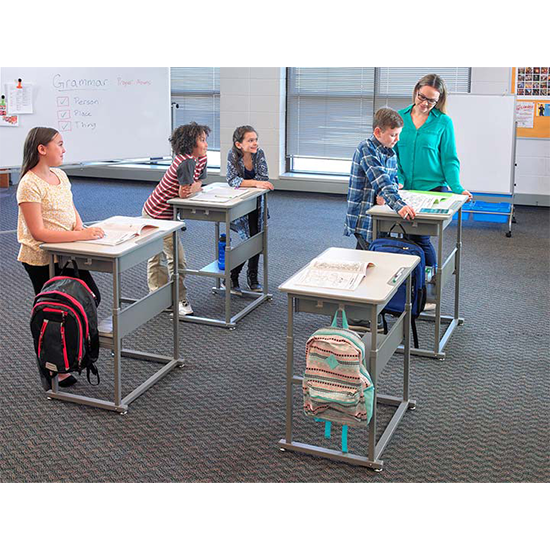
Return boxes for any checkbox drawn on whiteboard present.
[59,121,72,132]
[57,97,69,107]
[57,110,71,120]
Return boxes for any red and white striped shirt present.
[143,154,207,220]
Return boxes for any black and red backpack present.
[30,262,100,385]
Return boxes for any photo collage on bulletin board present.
[512,67,550,138]
[515,67,549,97]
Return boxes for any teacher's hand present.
[462,189,473,202]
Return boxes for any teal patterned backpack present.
[303,309,374,452]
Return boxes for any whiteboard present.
[447,93,516,195]
[0,67,171,169]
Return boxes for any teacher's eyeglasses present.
[417,92,438,106]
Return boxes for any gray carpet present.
[1,178,549,482]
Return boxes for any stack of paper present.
[297,259,374,291]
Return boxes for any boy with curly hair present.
[142,122,209,317]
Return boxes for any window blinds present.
[170,67,220,150]
[286,67,375,160]
[287,67,470,163]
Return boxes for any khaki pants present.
[142,209,187,302]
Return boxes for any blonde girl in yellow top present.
[17,127,104,388]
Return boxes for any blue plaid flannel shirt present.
[344,135,407,244]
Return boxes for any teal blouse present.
[395,105,464,194]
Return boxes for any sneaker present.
[423,302,437,312]
[178,300,194,316]
[230,279,243,297]
[247,271,262,293]
[348,317,385,333]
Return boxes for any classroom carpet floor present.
[1,178,549,482]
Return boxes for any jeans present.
[231,205,260,279]
[408,185,449,268]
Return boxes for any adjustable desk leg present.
[285,295,294,444]
[454,209,463,323]
[224,212,231,326]
[368,306,378,465]
[404,277,412,403]
[112,258,123,411]
[434,223,444,356]
[215,222,221,291]
[263,195,269,297]
[172,229,180,360]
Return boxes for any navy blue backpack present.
[369,225,427,348]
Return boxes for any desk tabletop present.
[279,247,419,305]
[168,182,269,210]
[368,192,468,221]
[41,216,185,258]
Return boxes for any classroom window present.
[286,67,471,176]
[171,67,220,168]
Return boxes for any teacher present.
[393,73,472,269]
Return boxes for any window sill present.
[279,172,348,183]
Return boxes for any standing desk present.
[41,216,185,414]
[368,193,468,360]
[168,184,271,329]
[278,247,419,470]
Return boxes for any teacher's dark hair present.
[170,122,211,156]
[20,127,59,181]
[413,74,448,114]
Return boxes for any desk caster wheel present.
[374,467,383,472]
[120,411,128,416]
[506,231,512,238]
[46,396,52,400]
[229,327,236,331]
[409,405,417,410]
[279,448,286,452]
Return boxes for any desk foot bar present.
[278,395,414,470]
[374,400,412,459]
[177,293,272,328]
[122,358,183,407]
[46,391,128,414]
[278,440,384,470]
[395,317,463,359]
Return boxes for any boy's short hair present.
[373,108,404,131]
[170,122,211,156]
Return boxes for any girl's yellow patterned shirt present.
[16,168,77,266]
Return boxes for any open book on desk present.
[187,184,253,203]
[81,220,159,246]
[398,190,462,214]
[296,259,375,291]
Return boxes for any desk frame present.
[170,191,272,329]
[371,207,464,360]
[279,276,415,470]
[43,225,184,414]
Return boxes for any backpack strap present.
[387,222,408,237]
[331,308,349,330]
[60,259,81,278]
[86,359,101,386]
[411,318,419,349]
[341,425,348,454]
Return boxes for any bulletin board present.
[511,67,550,139]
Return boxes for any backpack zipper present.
[32,301,83,363]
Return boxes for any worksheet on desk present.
[296,259,374,291]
